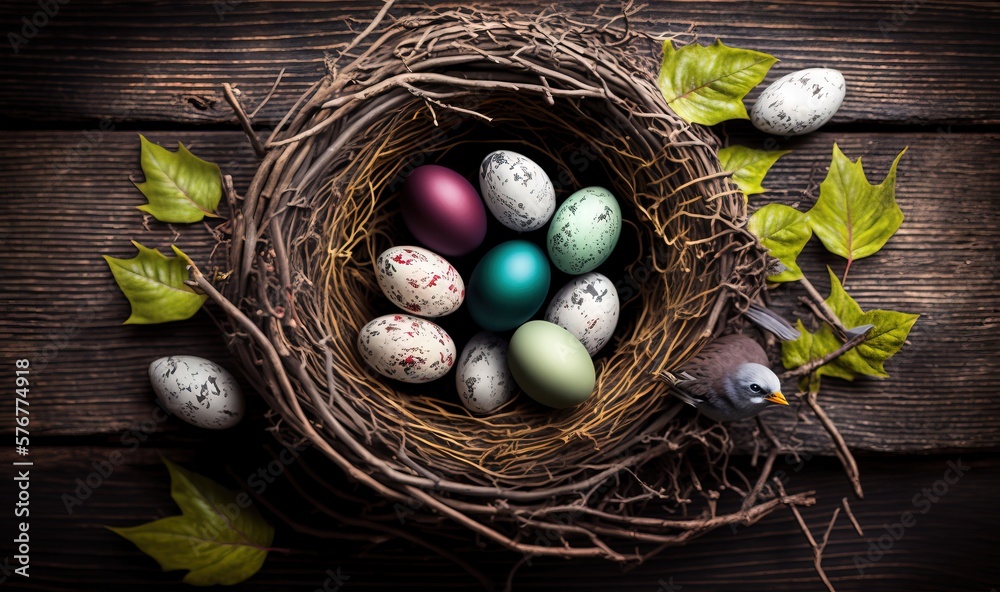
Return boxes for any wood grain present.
[0,444,995,591]
[1,129,998,454]
[1,2,997,590]
[0,1,997,125]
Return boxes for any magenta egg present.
[402,165,488,257]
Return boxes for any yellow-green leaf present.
[103,241,207,324]
[135,135,222,223]
[718,145,790,197]
[822,268,919,378]
[657,39,778,126]
[107,459,274,586]
[808,144,907,274]
[781,268,919,388]
[748,203,812,282]
[781,319,855,390]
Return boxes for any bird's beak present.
[765,391,789,406]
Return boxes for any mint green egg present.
[546,186,622,275]
[507,320,595,408]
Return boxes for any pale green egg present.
[546,186,621,275]
[507,320,595,409]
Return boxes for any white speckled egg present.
[546,186,622,275]
[545,273,619,356]
[455,332,517,414]
[479,150,556,231]
[375,246,465,318]
[751,68,845,136]
[148,355,244,430]
[358,314,456,383]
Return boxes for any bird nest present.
[202,3,816,565]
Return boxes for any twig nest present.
[219,5,777,563]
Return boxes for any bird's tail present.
[745,303,801,341]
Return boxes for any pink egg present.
[402,165,487,257]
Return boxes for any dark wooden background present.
[1,1,998,590]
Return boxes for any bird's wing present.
[707,333,771,367]
[666,334,769,406]
[669,375,715,408]
[665,344,725,408]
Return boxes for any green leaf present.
[822,268,919,378]
[135,134,222,223]
[103,241,207,324]
[747,203,812,282]
[107,458,274,586]
[823,265,865,325]
[781,319,855,390]
[781,268,919,388]
[657,39,778,126]
[807,144,908,274]
[718,145,790,197]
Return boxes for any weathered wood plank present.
[1,129,998,454]
[0,444,995,590]
[0,1,997,125]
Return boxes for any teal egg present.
[546,186,622,275]
[467,240,551,332]
[508,320,596,408]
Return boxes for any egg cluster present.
[357,150,624,414]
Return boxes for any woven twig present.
[203,2,816,563]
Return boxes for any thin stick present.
[742,447,778,512]
[250,67,286,118]
[222,174,239,212]
[742,417,785,512]
[775,479,837,592]
[799,274,847,339]
[504,555,531,592]
[818,507,840,555]
[222,82,265,157]
[842,497,864,536]
[804,390,864,499]
[334,0,397,66]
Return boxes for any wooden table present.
[1,1,998,590]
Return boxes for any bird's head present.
[727,363,788,408]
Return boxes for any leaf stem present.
[842,258,853,287]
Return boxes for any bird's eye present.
[750,383,761,393]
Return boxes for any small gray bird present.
[666,333,788,422]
